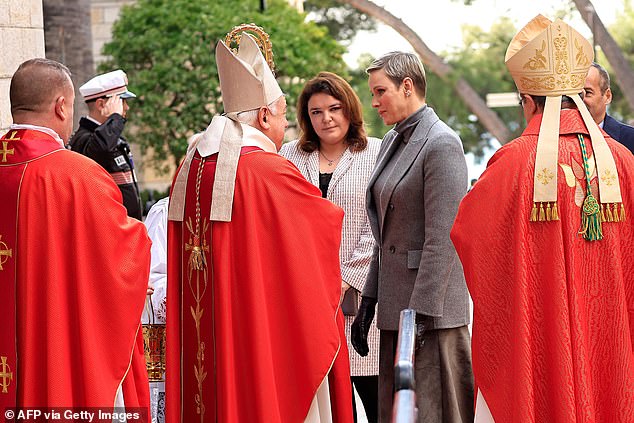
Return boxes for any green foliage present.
[102,0,346,170]
[604,0,634,122]
[140,187,170,215]
[348,53,390,139]
[426,17,521,157]
[304,0,377,43]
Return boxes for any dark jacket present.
[69,114,142,220]
[603,114,634,154]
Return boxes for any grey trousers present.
[378,326,474,423]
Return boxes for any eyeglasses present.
[518,95,525,107]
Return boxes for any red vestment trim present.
[1,129,151,413]
[0,129,62,410]
[166,147,353,422]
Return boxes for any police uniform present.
[69,70,143,220]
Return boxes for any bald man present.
[0,58,151,414]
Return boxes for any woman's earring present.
[405,90,411,97]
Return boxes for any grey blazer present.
[363,106,471,330]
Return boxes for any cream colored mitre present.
[169,30,284,223]
[505,15,622,226]
[216,32,283,114]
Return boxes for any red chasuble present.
[451,110,634,422]
[0,129,150,413]
[166,147,353,423]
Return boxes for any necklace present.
[319,149,346,167]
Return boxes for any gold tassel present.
[612,203,620,222]
[600,204,606,222]
[621,203,626,221]
[530,203,538,222]
[189,247,206,271]
[551,202,559,221]
[539,203,546,221]
[606,203,614,222]
[546,202,552,221]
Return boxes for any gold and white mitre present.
[169,28,283,223]
[216,32,283,114]
[506,15,622,227]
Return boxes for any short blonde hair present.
[366,52,426,98]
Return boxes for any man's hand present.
[147,281,155,296]
[351,296,377,357]
[100,95,124,119]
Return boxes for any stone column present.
[0,0,45,134]
[43,0,94,130]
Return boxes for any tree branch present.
[339,0,512,144]
[571,0,634,112]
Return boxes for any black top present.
[319,172,333,198]
[69,114,142,220]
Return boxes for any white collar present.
[86,116,103,126]
[10,123,64,147]
[196,115,277,158]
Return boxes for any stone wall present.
[91,0,135,65]
[91,0,173,193]
[0,0,45,134]
[43,0,94,129]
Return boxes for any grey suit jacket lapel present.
[367,130,399,241]
[369,107,441,239]
[384,107,439,196]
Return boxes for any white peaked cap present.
[79,69,136,101]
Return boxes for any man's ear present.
[54,95,68,121]
[258,107,271,130]
[523,95,539,115]
[605,87,613,106]
[95,97,106,110]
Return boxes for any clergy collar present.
[196,115,277,158]
[9,123,64,147]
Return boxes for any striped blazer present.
[280,137,381,376]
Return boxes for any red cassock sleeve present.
[166,149,352,423]
[16,150,151,412]
[451,126,634,422]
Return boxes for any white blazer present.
[280,137,381,376]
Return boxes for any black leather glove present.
[351,296,377,357]
[415,313,433,351]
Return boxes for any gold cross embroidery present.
[0,356,13,394]
[0,141,14,163]
[601,169,617,186]
[536,168,555,185]
[5,130,20,141]
[0,235,12,271]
